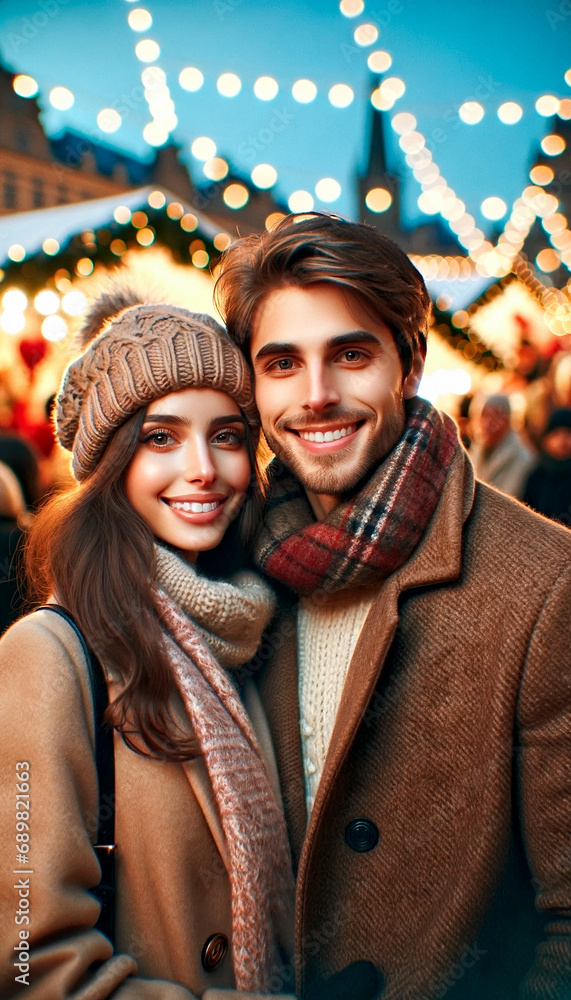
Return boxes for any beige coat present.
[0,609,295,1000]
[254,447,571,999]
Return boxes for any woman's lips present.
[161,496,229,524]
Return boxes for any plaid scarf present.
[255,397,459,595]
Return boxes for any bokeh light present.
[535,94,560,116]
[223,184,249,209]
[41,315,67,342]
[497,101,523,124]
[292,79,317,103]
[179,67,204,91]
[288,190,314,212]
[191,136,217,160]
[0,312,25,335]
[135,39,160,62]
[367,50,392,72]
[558,98,571,119]
[128,7,152,31]
[217,73,241,97]
[530,165,554,186]
[213,233,232,251]
[148,190,166,208]
[251,164,277,188]
[339,0,364,15]
[97,108,122,132]
[180,213,198,232]
[381,77,405,100]
[76,258,94,277]
[391,112,417,134]
[49,86,74,110]
[541,134,566,156]
[254,76,278,100]
[481,197,507,220]
[459,101,484,124]
[34,290,59,315]
[203,157,229,181]
[535,248,560,272]
[2,289,27,312]
[328,84,354,108]
[114,205,131,224]
[13,75,38,98]
[266,212,286,230]
[143,122,168,146]
[315,178,341,202]
[42,238,60,255]
[365,188,392,212]
[354,23,379,46]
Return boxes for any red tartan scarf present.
[254,397,459,595]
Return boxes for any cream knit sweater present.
[297,584,380,814]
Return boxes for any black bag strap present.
[38,604,115,944]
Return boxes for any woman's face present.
[124,388,252,558]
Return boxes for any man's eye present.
[270,358,294,371]
[341,349,363,362]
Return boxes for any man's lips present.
[286,420,364,454]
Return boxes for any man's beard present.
[263,406,406,498]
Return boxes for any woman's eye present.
[212,428,245,445]
[143,429,175,448]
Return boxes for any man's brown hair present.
[214,213,432,377]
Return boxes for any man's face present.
[250,283,424,515]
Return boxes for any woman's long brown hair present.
[25,409,263,760]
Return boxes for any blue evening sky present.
[0,0,569,236]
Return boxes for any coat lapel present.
[298,448,475,870]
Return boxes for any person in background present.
[0,460,30,633]
[469,392,535,499]
[0,432,41,510]
[523,407,571,527]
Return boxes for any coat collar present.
[263,445,476,871]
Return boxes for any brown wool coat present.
[0,610,295,1000]
[254,446,571,1000]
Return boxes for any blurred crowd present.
[460,348,571,525]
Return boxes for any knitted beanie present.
[56,286,257,481]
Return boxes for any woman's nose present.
[183,437,216,485]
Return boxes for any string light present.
[49,86,74,110]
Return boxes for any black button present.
[345,818,379,853]
[201,933,228,971]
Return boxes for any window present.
[3,171,17,209]
[32,178,44,208]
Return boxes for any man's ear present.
[403,349,425,400]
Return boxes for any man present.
[215,215,571,1000]
[469,392,535,500]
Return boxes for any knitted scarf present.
[255,396,459,595]
[154,547,294,994]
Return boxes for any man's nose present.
[303,362,341,413]
[183,437,216,485]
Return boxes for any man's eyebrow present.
[327,331,382,349]
[254,341,303,362]
[254,330,382,362]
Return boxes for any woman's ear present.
[403,349,425,400]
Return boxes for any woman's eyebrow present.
[142,414,186,425]
[209,414,246,428]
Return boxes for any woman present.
[0,289,295,1000]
